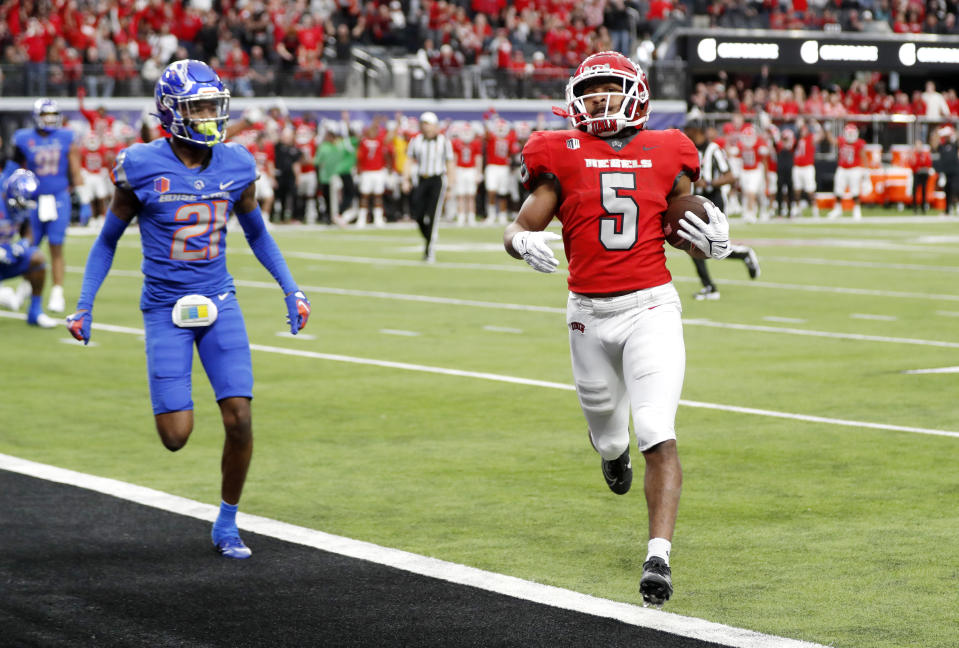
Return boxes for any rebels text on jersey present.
[521,129,700,294]
[112,139,258,309]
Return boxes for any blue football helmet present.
[33,98,62,132]
[3,169,40,220]
[154,60,231,147]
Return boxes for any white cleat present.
[0,286,21,311]
[47,286,65,313]
[28,312,59,328]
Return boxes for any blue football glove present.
[66,308,92,345]
[284,290,311,335]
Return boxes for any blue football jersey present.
[13,127,76,194]
[111,139,258,309]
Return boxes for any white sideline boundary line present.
[3,309,956,439]
[0,452,831,648]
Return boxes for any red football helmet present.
[564,51,650,137]
[739,124,757,148]
[843,123,859,143]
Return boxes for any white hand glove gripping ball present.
[676,201,732,260]
[511,230,562,273]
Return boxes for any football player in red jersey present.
[503,51,732,607]
[826,124,867,219]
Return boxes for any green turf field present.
[2,209,958,648]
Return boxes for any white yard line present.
[0,452,830,648]
[5,309,955,439]
[849,314,898,321]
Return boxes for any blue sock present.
[213,501,239,533]
[27,295,42,321]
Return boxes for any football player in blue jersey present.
[0,169,58,328]
[65,60,312,559]
[13,98,87,314]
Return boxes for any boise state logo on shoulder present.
[154,177,170,193]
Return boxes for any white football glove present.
[511,230,562,273]
[677,201,732,260]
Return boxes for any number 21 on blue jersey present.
[170,200,228,261]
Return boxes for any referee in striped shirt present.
[402,112,455,263]
[685,125,760,300]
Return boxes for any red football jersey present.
[794,133,816,166]
[740,139,767,171]
[81,146,107,173]
[485,131,518,166]
[357,135,389,172]
[521,129,700,294]
[453,138,483,168]
[837,138,865,169]
[247,140,276,172]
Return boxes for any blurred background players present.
[0,169,58,328]
[451,121,482,227]
[933,125,959,216]
[13,98,86,314]
[792,119,822,218]
[483,114,518,225]
[686,124,761,301]
[772,127,795,219]
[272,128,303,223]
[827,124,866,220]
[737,124,768,223]
[355,119,392,228]
[908,139,933,214]
[77,131,110,229]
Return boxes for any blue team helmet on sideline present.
[3,169,40,218]
[154,59,230,147]
[33,98,62,132]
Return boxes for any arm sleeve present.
[235,204,298,294]
[76,211,129,311]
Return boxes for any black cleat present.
[640,557,673,607]
[601,449,632,495]
[694,285,720,301]
[743,248,761,279]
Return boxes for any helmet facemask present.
[565,61,650,138]
[169,91,230,147]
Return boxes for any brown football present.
[662,194,711,256]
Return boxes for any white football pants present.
[566,283,685,458]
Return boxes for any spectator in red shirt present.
[891,90,912,115]
[804,85,826,116]
[21,17,51,96]
[910,90,927,116]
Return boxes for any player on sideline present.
[65,60,312,559]
[504,52,731,607]
[0,169,58,327]
[13,98,87,314]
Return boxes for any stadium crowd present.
[8,0,959,101]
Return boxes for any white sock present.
[646,538,672,565]
[372,207,384,226]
